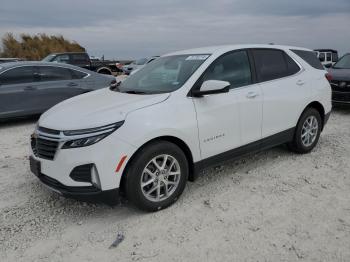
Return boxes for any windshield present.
[135,58,148,65]
[117,54,210,94]
[333,54,350,69]
[42,54,56,62]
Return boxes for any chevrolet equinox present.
[30,45,332,211]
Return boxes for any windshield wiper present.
[123,90,148,94]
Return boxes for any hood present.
[328,68,350,81]
[39,88,169,130]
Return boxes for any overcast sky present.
[0,0,349,59]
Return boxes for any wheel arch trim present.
[119,136,196,192]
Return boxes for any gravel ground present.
[1,108,350,262]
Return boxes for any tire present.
[97,68,112,75]
[125,141,189,212]
[288,108,322,154]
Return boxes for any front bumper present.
[29,129,137,200]
[32,164,119,204]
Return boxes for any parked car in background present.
[0,62,115,120]
[0,58,24,63]
[314,49,338,68]
[42,52,126,75]
[122,56,159,75]
[29,44,331,211]
[327,53,350,105]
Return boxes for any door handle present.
[67,82,78,87]
[296,80,305,86]
[246,91,258,99]
[24,86,37,91]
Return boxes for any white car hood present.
[39,88,169,130]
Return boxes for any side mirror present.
[192,80,230,97]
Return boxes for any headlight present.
[62,121,124,149]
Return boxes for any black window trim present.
[250,48,303,84]
[188,48,257,97]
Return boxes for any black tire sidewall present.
[125,141,189,212]
[293,108,322,153]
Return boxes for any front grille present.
[31,137,59,160]
[330,80,350,92]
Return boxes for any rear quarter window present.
[292,50,324,70]
[71,69,88,79]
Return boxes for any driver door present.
[192,50,263,159]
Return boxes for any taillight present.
[325,73,332,82]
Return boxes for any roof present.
[165,44,312,56]
[0,61,92,73]
[314,49,338,53]
[47,52,87,56]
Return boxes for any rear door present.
[35,66,86,111]
[252,49,308,138]
[192,50,263,159]
[0,66,40,118]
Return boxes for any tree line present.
[0,33,85,60]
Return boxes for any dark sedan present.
[0,62,115,120]
[328,53,350,105]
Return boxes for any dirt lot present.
[1,109,350,262]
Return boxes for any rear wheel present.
[125,141,188,212]
[288,108,322,153]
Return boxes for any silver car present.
[0,62,115,120]
[122,56,159,75]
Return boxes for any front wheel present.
[125,141,188,212]
[288,108,322,154]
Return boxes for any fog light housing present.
[91,165,101,189]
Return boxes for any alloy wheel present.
[140,154,181,202]
[301,115,319,147]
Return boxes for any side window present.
[326,53,332,62]
[38,66,73,82]
[319,53,325,62]
[70,69,88,79]
[0,66,35,85]
[201,51,252,89]
[53,55,69,63]
[284,54,300,75]
[72,54,89,64]
[253,49,291,82]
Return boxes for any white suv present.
[30,45,332,211]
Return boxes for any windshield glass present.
[135,58,148,65]
[118,54,210,94]
[333,54,350,69]
[42,54,56,62]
